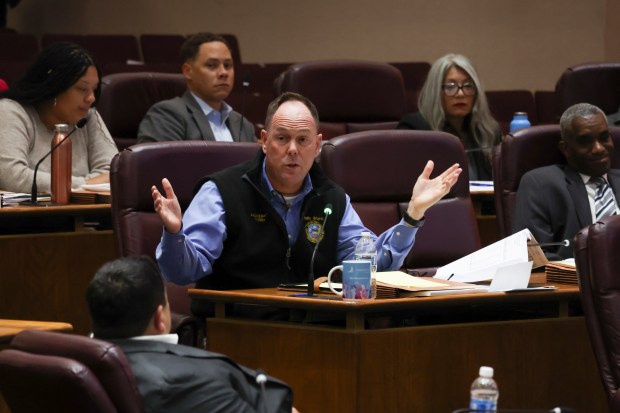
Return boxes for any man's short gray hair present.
[560,103,607,140]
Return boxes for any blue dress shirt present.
[157,160,418,285]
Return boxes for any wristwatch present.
[403,211,425,228]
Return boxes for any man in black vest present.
[152,92,462,298]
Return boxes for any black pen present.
[447,273,455,280]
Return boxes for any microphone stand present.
[24,118,87,206]
[306,204,332,297]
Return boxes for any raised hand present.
[407,161,462,220]
[151,178,183,234]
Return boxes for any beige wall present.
[7,0,617,91]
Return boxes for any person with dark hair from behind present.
[513,103,620,260]
[86,256,298,413]
[397,53,500,181]
[137,32,255,144]
[0,42,117,193]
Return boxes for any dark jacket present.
[114,338,294,413]
[194,150,347,291]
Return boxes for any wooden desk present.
[0,204,117,335]
[0,319,73,346]
[191,286,605,413]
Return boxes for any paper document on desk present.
[434,229,546,283]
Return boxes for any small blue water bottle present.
[509,112,531,133]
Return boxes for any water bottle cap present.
[361,231,371,237]
[479,366,494,377]
[513,112,528,117]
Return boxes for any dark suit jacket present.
[137,91,256,143]
[513,164,620,260]
[113,339,294,413]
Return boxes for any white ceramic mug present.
[327,260,372,300]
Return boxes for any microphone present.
[307,203,333,297]
[255,370,269,413]
[27,118,88,205]
[237,70,250,139]
[527,239,570,248]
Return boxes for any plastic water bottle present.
[470,366,499,411]
[354,231,377,299]
[509,112,531,133]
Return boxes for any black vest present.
[193,150,347,291]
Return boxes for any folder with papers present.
[433,229,548,285]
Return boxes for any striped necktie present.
[589,176,616,221]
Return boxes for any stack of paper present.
[545,259,577,285]
[0,192,50,207]
[376,271,485,298]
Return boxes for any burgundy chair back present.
[9,329,143,412]
[0,32,38,61]
[388,61,432,112]
[493,125,620,238]
[110,141,259,324]
[320,130,479,271]
[97,72,186,150]
[485,90,537,135]
[534,90,559,125]
[140,34,185,64]
[555,62,620,116]
[574,215,620,413]
[274,60,407,139]
[0,349,117,413]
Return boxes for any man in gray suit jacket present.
[513,103,619,260]
[137,33,256,144]
[86,256,297,413]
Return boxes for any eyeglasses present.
[441,82,476,97]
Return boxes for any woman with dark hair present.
[397,54,500,181]
[0,42,117,193]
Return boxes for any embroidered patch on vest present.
[250,213,267,223]
[305,220,324,244]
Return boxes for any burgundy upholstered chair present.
[0,32,38,61]
[320,129,479,274]
[274,60,407,139]
[1,329,143,413]
[110,141,259,346]
[82,34,141,72]
[485,90,537,135]
[534,90,559,125]
[492,125,620,238]
[140,34,186,64]
[0,350,118,413]
[555,62,620,116]
[97,72,186,150]
[389,61,432,112]
[574,215,620,413]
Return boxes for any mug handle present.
[327,265,344,296]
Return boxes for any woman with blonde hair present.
[398,53,500,180]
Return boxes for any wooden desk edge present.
[189,284,579,314]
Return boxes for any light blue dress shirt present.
[157,160,419,285]
[190,92,234,142]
